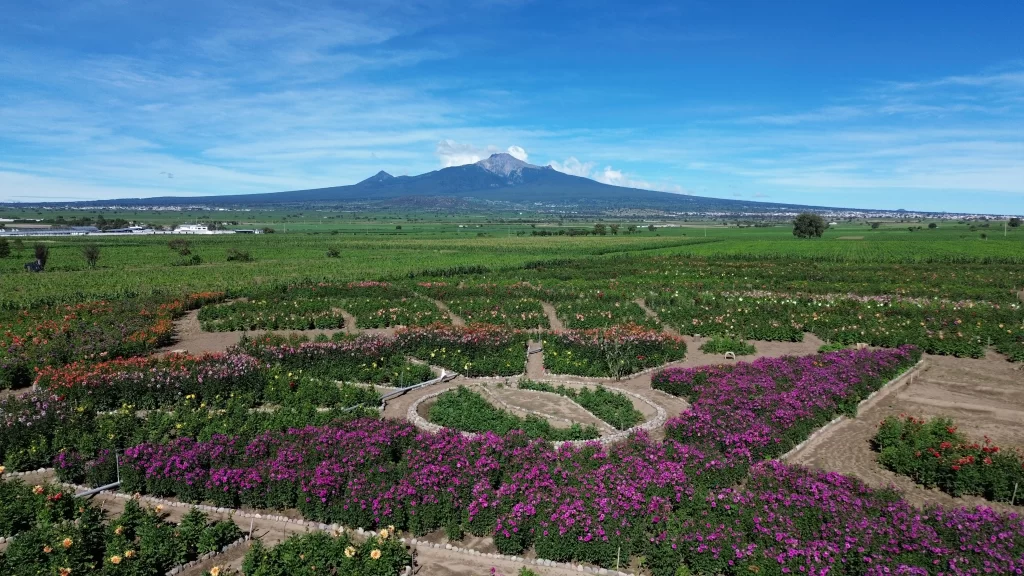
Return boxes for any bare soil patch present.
[786,351,1024,513]
[483,384,615,432]
[634,297,679,337]
[425,296,465,326]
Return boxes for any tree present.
[13,239,24,254]
[1010,217,1022,228]
[792,213,826,238]
[928,223,937,229]
[627,225,637,235]
[609,224,620,235]
[647,224,656,232]
[593,223,607,236]
[0,238,10,258]
[34,243,49,268]
[870,222,881,229]
[168,239,192,256]
[82,244,100,268]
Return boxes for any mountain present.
[19,153,839,213]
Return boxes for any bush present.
[82,244,101,268]
[873,415,1024,501]
[699,336,755,355]
[226,248,252,262]
[241,528,409,576]
[33,243,49,268]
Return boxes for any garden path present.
[539,301,563,331]
[633,298,679,337]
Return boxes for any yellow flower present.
[387,525,395,534]
[344,546,356,558]
[62,538,73,549]
[32,485,45,495]
[210,567,222,576]
[110,555,122,565]
[124,550,135,558]
[156,505,164,514]
[0,465,5,474]
[370,549,382,560]
[379,528,389,539]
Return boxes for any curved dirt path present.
[634,297,679,337]
[539,301,564,331]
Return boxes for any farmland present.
[1,218,1023,576]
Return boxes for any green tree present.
[34,243,49,268]
[792,213,826,238]
[593,223,607,236]
[1010,217,1022,228]
[928,223,938,229]
[82,244,100,268]
[647,224,656,232]
[0,238,10,258]
[609,224,620,235]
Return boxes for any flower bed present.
[426,386,599,441]
[0,497,241,576]
[553,297,658,330]
[647,460,1024,576]
[517,380,643,430]
[874,415,1024,502]
[199,298,346,331]
[654,346,921,464]
[0,292,224,389]
[543,325,686,378]
[649,291,1023,359]
[442,296,547,329]
[394,324,528,377]
[0,478,78,539]
[239,525,409,576]
[236,333,433,385]
[34,353,264,410]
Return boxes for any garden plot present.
[786,351,1024,512]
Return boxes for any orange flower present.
[32,485,45,495]
[43,546,53,554]
[62,538,73,549]
[110,555,122,565]
[59,569,72,576]
[124,550,136,558]
[370,549,382,560]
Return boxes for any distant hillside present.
[19,153,842,213]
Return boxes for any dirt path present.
[539,301,564,331]
[786,351,1024,513]
[634,298,679,337]
[526,339,545,379]
[1018,289,1024,304]
[426,297,465,326]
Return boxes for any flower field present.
[0,292,224,389]
[241,526,410,576]
[874,415,1024,502]
[542,324,686,377]
[0,485,242,576]
[3,229,1024,575]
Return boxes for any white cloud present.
[550,156,685,193]
[549,156,594,177]
[434,140,530,167]
[506,145,528,162]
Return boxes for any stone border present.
[778,359,925,462]
[407,384,666,448]
[1,466,53,479]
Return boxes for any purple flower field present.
[111,346,1024,574]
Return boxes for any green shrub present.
[427,386,599,441]
[699,336,756,355]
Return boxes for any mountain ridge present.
[9,152,846,213]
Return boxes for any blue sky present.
[1,0,1022,213]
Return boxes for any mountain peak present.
[359,170,394,185]
[475,153,537,178]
